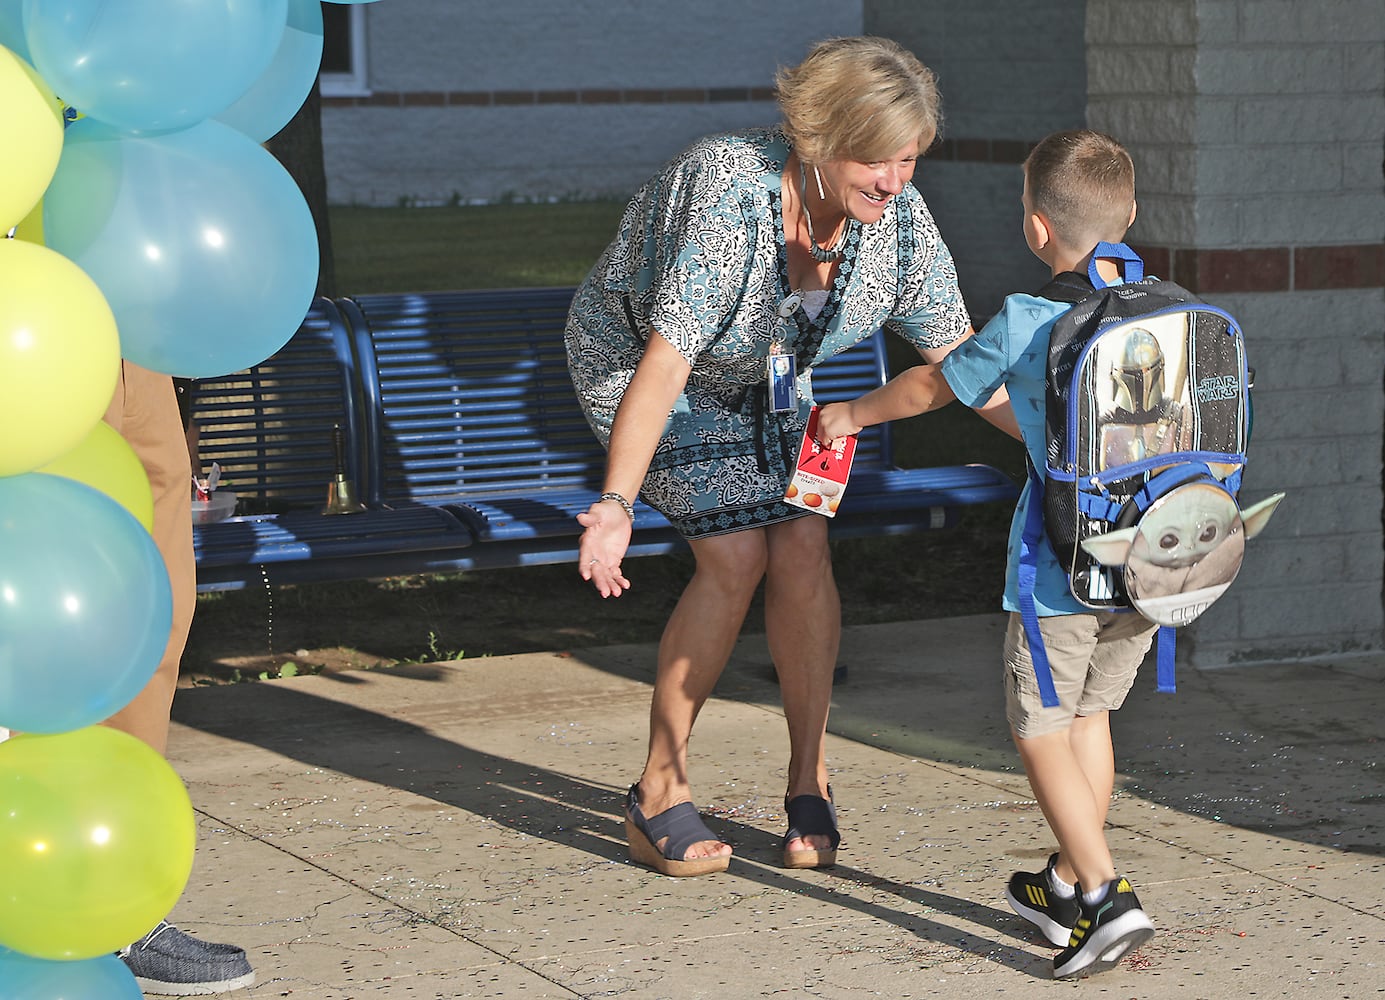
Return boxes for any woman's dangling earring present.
[798,161,845,264]
[813,165,827,202]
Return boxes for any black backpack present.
[1017,242,1284,706]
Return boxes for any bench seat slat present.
[195,506,473,565]
[189,298,481,591]
[193,501,476,593]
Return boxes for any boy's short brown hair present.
[1024,130,1136,248]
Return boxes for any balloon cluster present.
[0,0,375,993]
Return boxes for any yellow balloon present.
[11,196,44,245]
[35,422,155,533]
[0,45,64,232]
[0,239,121,477]
[0,728,196,960]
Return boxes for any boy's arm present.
[817,363,956,445]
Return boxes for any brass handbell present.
[323,424,366,515]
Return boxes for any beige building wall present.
[1085,0,1384,664]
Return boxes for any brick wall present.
[321,1,861,206]
[866,0,1088,140]
[1088,0,1385,664]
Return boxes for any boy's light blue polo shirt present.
[939,292,1089,616]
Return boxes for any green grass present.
[330,201,628,293]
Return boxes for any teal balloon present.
[0,474,172,735]
[0,1,28,61]
[22,0,288,134]
[216,0,324,142]
[42,118,319,378]
[0,949,143,1000]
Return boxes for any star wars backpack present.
[1017,242,1285,707]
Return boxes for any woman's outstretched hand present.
[577,499,634,597]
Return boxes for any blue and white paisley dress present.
[564,127,969,539]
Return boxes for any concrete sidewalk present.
[166,614,1384,998]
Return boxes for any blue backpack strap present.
[1087,241,1145,288]
[1018,463,1061,708]
[1076,489,1124,523]
[1129,462,1219,514]
[1156,625,1177,693]
[1081,460,1243,524]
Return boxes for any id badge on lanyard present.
[767,342,797,413]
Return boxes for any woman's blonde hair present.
[777,36,941,165]
[1024,130,1136,247]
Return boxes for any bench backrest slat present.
[344,288,899,505]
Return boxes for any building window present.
[320,4,368,97]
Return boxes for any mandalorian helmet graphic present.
[1110,328,1166,414]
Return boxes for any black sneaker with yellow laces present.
[1053,876,1155,979]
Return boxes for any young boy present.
[817,129,1156,980]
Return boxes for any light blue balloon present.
[0,474,173,735]
[0,1,28,61]
[23,0,288,134]
[42,119,320,378]
[216,0,324,143]
[0,948,143,1000]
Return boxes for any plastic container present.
[191,490,237,524]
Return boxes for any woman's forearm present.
[602,331,692,500]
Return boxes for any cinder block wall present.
[321,1,860,206]
[1087,0,1385,664]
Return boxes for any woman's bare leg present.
[635,529,767,860]
[764,515,839,853]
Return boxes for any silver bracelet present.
[599,491,635,521]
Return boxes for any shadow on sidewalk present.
[173,673,1045,973]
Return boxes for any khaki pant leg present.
[101,361,195,756]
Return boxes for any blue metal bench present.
[339,287,1019,570]
[189,297,473,591]
[336,289,678,569]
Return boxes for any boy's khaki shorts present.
[1003,611,1158,739]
